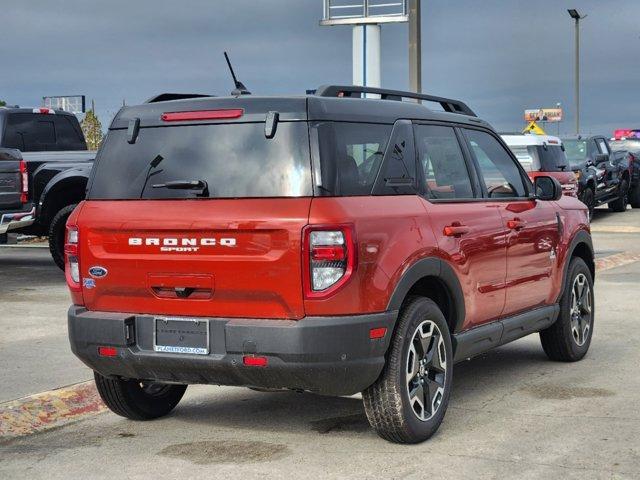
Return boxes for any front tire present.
[362,297,453,443]
[94,372,187,420]
[579,187,595,221]
[608,178,629,212]
[540,257,594,362]
[48,204,77,270]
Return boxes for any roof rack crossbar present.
[145,93,213,104]
[314,85,476,117]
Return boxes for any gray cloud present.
[1,0,638,135]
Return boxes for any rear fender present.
[386,257,466,333]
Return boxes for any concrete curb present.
[0,381,105,441]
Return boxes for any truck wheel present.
[629,186,640,208]
[540,257,594,362]
[608,179,629,212]
[579,187,595,221]
[48,204,77,270]
[362,297,453,444]
[94,372,187,420]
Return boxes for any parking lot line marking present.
[590,225,640,234]
[595,251,640,272]
[0,381,105,441]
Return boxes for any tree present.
[81,107,103,150]
[0,100,6,107]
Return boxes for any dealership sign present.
[524,108,563,123]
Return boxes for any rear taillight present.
[19,159,28,204]
[303,225,356,299]
[65,225,80,285]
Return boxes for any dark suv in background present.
[562,134,631,218]
[609,131,640,208]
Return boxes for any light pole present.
[556,102,562,135]
[568,9,586,135]
[408,0,421,93]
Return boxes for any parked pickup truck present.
[562,134,631,219]
[0,107,95,268]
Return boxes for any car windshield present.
[562,140,587,163]
[610,139,640,155]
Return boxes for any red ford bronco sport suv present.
[67,86,595,443]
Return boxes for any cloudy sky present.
[1,0,639,135]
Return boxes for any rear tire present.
[608,179,629,212]
[362,297,453,444]
[94,372,187,420]
[48,204,77,270]
[629,185,640,208]
[540,257,594,362]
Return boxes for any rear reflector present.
[243,355,268,367]
[98,346,118,357]
[161,109,244,122]
[369,327,387,339]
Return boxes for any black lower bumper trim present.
[68,306,396,396]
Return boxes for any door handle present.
[507,218,527,230]
[443,224,470,237]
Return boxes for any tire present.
[94,372,187,420]
[628,185,640,209]
[362,297,453,444]
[579,187,595,221]
[48,203,77,270]
[540,257,594,362]
[608,178,629,212]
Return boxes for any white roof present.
[501,134,563,147]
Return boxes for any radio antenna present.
[224,52,251,96]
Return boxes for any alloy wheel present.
[406,320,447,421]
[570,273,592,346]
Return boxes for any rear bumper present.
[0,205,35,234]
[68,306,396,396]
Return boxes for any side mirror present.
[535,175,562,201]
[595,153,609,164]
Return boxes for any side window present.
[315,122,391,196]
[465,129,527,198]
[414,124,474,199]
[373,121,417,195]
[596,138,609,155]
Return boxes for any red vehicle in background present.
[66,85,595,444]
[501,134,578,197]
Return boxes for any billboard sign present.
[524,108,563,123]
[42,95,86,114]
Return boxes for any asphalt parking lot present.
[1,208,640,479]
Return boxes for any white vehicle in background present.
[501,133,578,197]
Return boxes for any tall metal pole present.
[574,16,580,134]
[408,0,421,93]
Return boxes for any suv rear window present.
[536,145,568,172]
[88,122,312,199]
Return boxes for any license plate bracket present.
[154,317,209,355]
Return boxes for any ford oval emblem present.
[88,266,108,278]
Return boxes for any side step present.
[452,305,559,363]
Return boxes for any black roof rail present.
[145,93,213,104]
[315,85,476,117]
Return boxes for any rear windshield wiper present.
[152,179,209,197]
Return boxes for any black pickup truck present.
[562,134,631,219]
[0,107,95,268]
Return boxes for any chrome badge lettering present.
[128,237,237,253]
